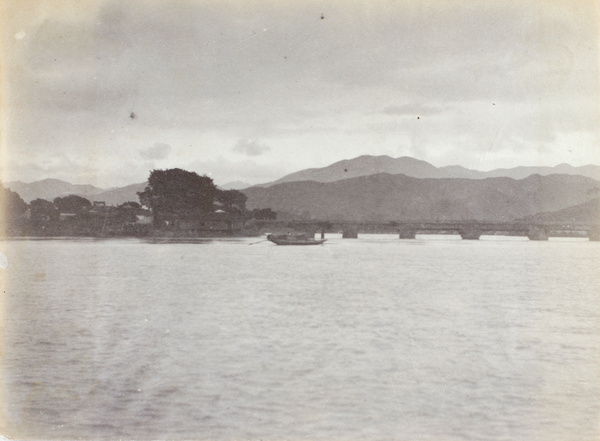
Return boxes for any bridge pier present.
[527,227,549,241]
[588,226,600,241]
[460,229,481,240]
[342,229,358,239]
[399,229,416,239]
[305,227,319,238]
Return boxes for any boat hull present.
[267,234,326,246]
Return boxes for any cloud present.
[188,157,281,186]
[1,154,109,188]
[1,0,599,189]
[232,139,271,156]
[139,143,172,160]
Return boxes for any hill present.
[5,179,106,203]
[220,181,251,190]
[441,163,600,180]
[92,182,148,206]
[243,173,600,222]
[258,155,600,186]
[520,198,600,224]
[263,156,443,186]
[5,179,147,206]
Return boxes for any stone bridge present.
[266,221,600,241]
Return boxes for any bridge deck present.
[262,221,599,240]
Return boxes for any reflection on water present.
[1,236,599,440]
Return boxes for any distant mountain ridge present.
[5,179,147,205]
[258,155,600,187]
[6,156,600,214]
[243,173,600,222]
[220,181,251,190]
[6,178,252,205]
[6,179,107,203]
[93,182,148,206]
[521,197,600,224]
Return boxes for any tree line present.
[0,187,147,236]
[0,168,276,237]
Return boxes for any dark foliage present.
[118,201,142,211]
[54,195,92,214]
[1,184,28,220]
[30,198,60,227]
[0,184,28,234]
[115,201,144,223]
[252,208,277,220]
[216,189,248,214]
[138,169,218,226]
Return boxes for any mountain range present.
[244,173,600,222]
[5,179,106,203]
[522,197,600,224]
[5,155,600,223]
[5,179,147,205]
[261,155,600,186]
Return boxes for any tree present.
[0,184,28,234]
[0,184,28,221]
[137,168,218,226]
[216,189,248,214]
[252,208,277,220]
[115,201,142,223]
[54,195,92,214]
[30,198,59,227]
[118,201,142,211]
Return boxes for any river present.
[1,235,599,440]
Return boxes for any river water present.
[1,236,599,440]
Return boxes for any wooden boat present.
[266,233,327,246]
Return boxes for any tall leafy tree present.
[252,208,277,220]
[216,189,248,214]
[0,184,28,221]
[0,184,28,234]
[30,198,59,226]
[138,168,217,226]
[54,195,92,214]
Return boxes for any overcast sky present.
[1,0,599,188]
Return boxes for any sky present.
[1,0,599,188]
